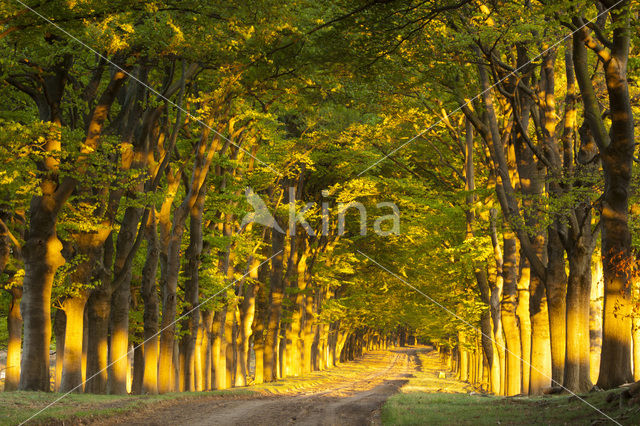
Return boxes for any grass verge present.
[0,389,257,425]
[381,352,640,425]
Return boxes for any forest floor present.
[3,346,640,425]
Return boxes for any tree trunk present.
[252,303,266,384]
[157,207,184,394]
[236,282,257,386]
[564,246,593,392]
[529,271,552,394]
[264,230,285,382]
[107,205,142,395]
[195,318,204,391]
[223,303,236,388]
[546,228,567,386]
[108,279,130,395]
[5,287,22,391]
[179,185,205,392]
[590,260,604,384]
[200,310,214,390]
[141,210,160,395]
[212,309,224,389]
[85,288,111,394]
[302,289,315,374]
[60,293,89,393]
[20,228,65,391]
[501,236,522,395]
[53,309,65,392]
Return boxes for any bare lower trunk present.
[459,331,469,382]
[235,282,256,386]
[529,272,552,394]
[634,320,640,381]
[108,275,131,395]
[564,247,593,392]
[264,230,285,382]
[223,304,235,388]
[5,288,22,391]
[179,187,205,392]
[141,211,160,395]
[517,257,532,393]
[212,310,224,389]
[201,310,214,390]
[195,319,204,391]
[252,310,265,384]
[20,232,64,391]
[131,343,144,395]
[590,261,604,384]
[546,229,567,386]
[60,294,89,393]
[501,237,521,395]
[302,291,315,374]
[53,309,65,392]
[85,289,110,393]
[157,225,181,394]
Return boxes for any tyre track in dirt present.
[98,347,428,426]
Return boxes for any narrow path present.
[99,347,426,426]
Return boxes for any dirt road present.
[99,348,425,426]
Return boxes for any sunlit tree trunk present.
[179,183,206,392]
[252,285,267,384]
[5,287,22,391]
[200,310,214,390]
[633,252,640,382]
[487,211,505,395]
[564,241,594,392]
[140,210,160,395]
[546,228,567,387]
[21,226,65,391]
[590,259,604,384]
[53,309,65,392]
[335,328,349,364]
[264,229,285,382]
[60,292,90,393]
[108,281,131,395]
[212,310,224,389]
[502,235,522,395]
[194,318,204,391]
[130,343,144,395]
[236,280,257,386]
[459,331,469,382]
[302,289,315,374]
[108,204,143,395]
[223,303,235,388]
[85,284,111,393]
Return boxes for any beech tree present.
[0,0,638,403]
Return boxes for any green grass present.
[0,389,257,425]
[382,390,640,425]
[381,352,640,425]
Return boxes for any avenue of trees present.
[0,0,639,400]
